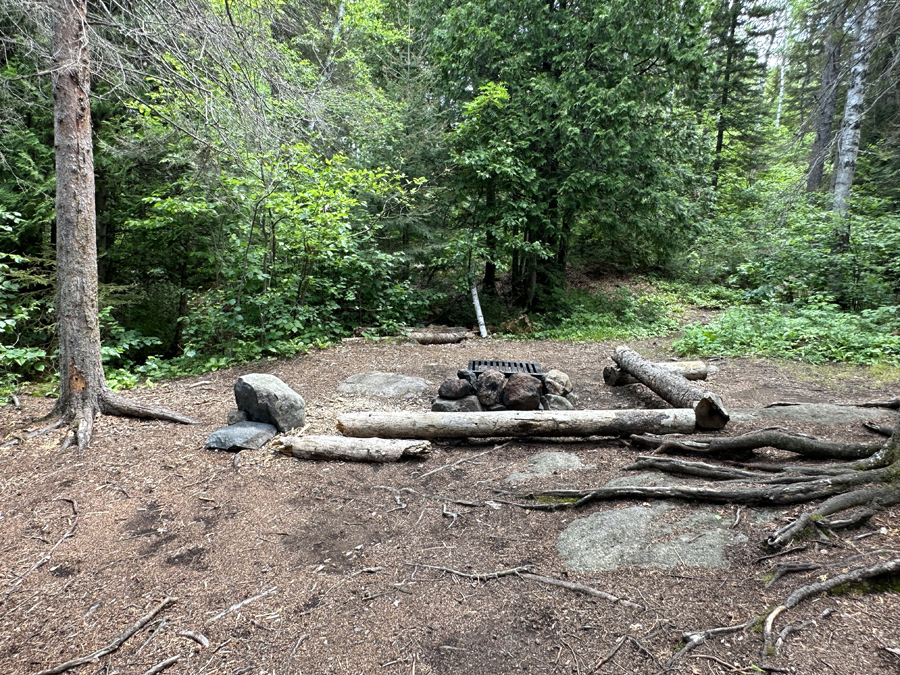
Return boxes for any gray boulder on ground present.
[476,369,507,407]
[543,369,572,396]
[337,371,431,397]
[205,421,277,452]
[234,373,306,432]
[438,377,475,400]
[541,394,574,411]
[502,373,542,410]
[226,409,249,425]
[431,395,483,412]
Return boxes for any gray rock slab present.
[731,404,894,425]
[506,451,587,484]
[338,371,431,397]
[205,421,277,452]
[557,503,748,571]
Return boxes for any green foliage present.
[528,288,679,342]
[674,299,900,365]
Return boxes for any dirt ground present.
[2,337,900,675]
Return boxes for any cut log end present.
[694,393,730,431]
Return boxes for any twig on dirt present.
[178,630,210,648]
[136,617,168,653]
[7,499,78,594]
[405,563,533,581]
[34,596,176,675]
[139,654,182,675]
[441,502,458,528]
[418,442,511,480]
[671,616,760,663]
[519,573,642,610]
[206,587,277,625]
[590,635,627,672]
[754,546,807,564]
[732,507,743,528]
[10,393,20,408]
[689,653,744,671]
[774,608,833,656]
[187,380,213,388]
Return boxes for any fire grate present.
[468,360,543,377]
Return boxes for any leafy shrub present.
[674,299,900,365]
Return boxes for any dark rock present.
[541,394,575,411]
[476,369,507,407]
[438,377,475,400]
[205,421,277,452]
[226,409,249,425]
[457,369,478,387]
[234,373,306,432]
[544,369,572,396]
[502,373,542,410]
[431,395,483,412]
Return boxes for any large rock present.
[501,373,542,410]
[506,452,587,484]
[431,395,483,413]
[205,421,277,452]
[541,394,574,411]
[476,369,507,407]
[338,371,431,397]
[234,374,306,432]
[543,369,572,396]
[438,378,475,400]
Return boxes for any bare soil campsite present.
[3,337,900,675]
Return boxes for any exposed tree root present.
[631,428,882,460]
[45,387,198,451]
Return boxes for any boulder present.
[541,394,574,411]
[457,369,478,388]
[438,377,475,400]
[431,395,483,413]
[544,369,572,396]
[502,373,542,411]
[476,369,507,407]
[234,374,306,432]
[205,421,277,452]
[226,409,249,425]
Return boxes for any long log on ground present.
[274,435,431,462]
[612,346,729,430]
[603,360,714,386]
[337,409,697,439]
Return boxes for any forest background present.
[2,0,899,395]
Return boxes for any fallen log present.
[274,435,431,462]
[337,409,697,439]
[406,326,474,344]
[612,346,729,430]
[603,360,714,386]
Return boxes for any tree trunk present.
[806,9,844,193]
[50,0,195,450]
[832,0,882,218]
[603,361,713,386]
[337,409,697,439]
[274,435,431,462]
[611,346,730,430]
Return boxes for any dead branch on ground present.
[206,586,277,624]
[34,596,176,675]
[519,572,642,609]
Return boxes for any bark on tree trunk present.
[832,0,882,219]
[611,346,730,430]
[274,435,431,462]
[50,0,195,450]
[337,409,697,439]
[806,9,844,193]
[603,361,712,386]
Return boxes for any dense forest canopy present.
[2,0,900,393]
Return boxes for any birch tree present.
[832,0,883,219]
